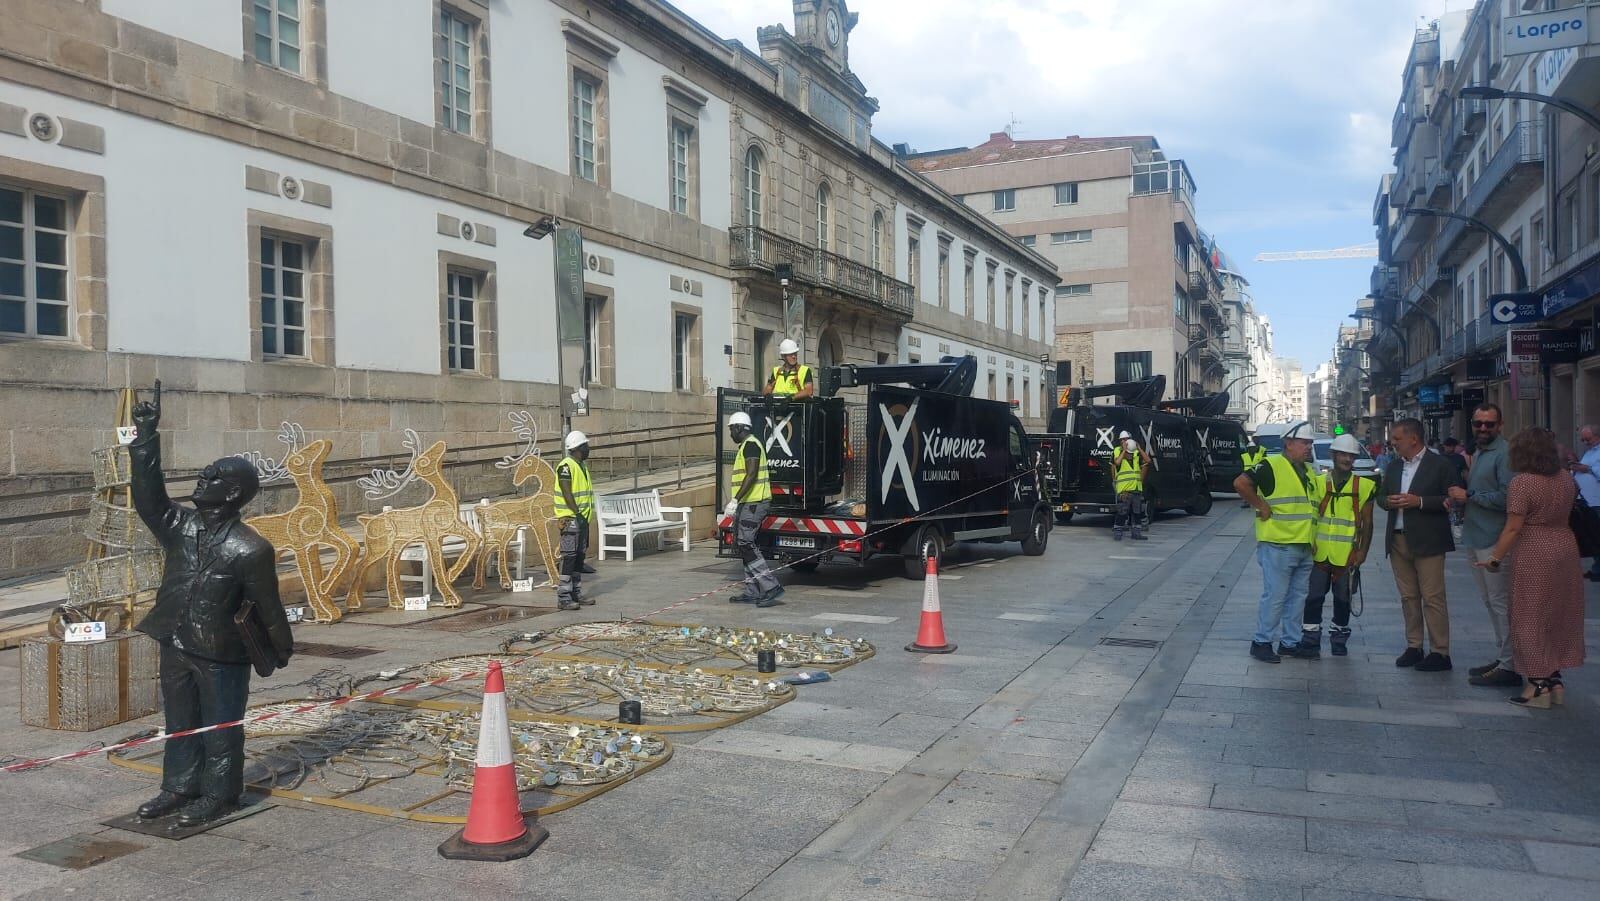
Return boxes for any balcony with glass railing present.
[730,225,914,318]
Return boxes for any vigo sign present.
[1505,7,1598,56]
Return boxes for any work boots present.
[137,790,191,819]
[1291,631,1322,659]
[176,795,237,828]
[1329,627,1351,657]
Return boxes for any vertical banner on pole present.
[783,290,806,350]
[553,227,588,419]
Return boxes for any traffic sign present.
[1489,292,1543,325]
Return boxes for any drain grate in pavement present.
[1098,637,1163,649]
[294,641,383,659]
[408,605,549,632]
[16,833,145,870]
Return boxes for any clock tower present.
[793,0,856,73]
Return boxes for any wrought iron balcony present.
[729,226,914,318]
[1437,120,1544,265]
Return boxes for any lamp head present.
[523,216,559,240]
[1458,85,1503,101]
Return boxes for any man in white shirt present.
[1570,425,1600,580]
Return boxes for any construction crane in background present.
[1254,243,1379,262]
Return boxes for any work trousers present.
[1302,563,1353,640]
[158,642,251,802]
[1465,546,1512,668]
[735,500,781,598]
[1114,490,1145,536]
[557,515,589,605]
[1254,541,1313,646]
[1390,533,1450,654]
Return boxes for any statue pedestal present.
[20,632,160,731]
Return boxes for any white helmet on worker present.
[1330,433,1362,455]
[1280,420,1314,441]
[1118,430,1132,439]
[778,338,800,356]
[727,411,752,429]
[564,430,589,450]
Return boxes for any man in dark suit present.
[1378,418,1464,672]
[127,381,294,827]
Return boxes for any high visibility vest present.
[1242,447,1264,468]
[1255,454,1318,545]
[1114,448,1145,494]
[553,455,594,519]
[770,364,811,396]
[731,435,772,503]
[1314,472,1374,566]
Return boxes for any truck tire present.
[1021,510,1050,556]
[903,525,945,580]
[1186,492,1214,517]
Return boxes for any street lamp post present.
[1460,86,1600,136]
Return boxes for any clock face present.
[825,8,841,47]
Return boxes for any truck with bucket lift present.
[715,356,1053,580]
[1158,392,1250,496]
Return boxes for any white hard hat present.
[1281,420,1314,441]
[1330,433,1362,455]
[564,430,589,450]
[778,338,800,356]
[1118,430,1132,439]
[727,411,752,429]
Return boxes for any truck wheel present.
[1022,510,1050,556]
[1186,492,1214,517]
[903,525,945,580]
[788,559,820,573]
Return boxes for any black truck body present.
[1158,393,1248,496]
[716,358,1052,578]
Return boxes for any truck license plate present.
[776,536,816,549]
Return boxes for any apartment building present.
[0,0,1052,573]
[1218,258,1276,427]
[907,132,1228,401]
[1373,1,1600,441]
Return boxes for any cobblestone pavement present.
[3,506,1599,899]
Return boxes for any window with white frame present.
[0,184,70,339]
[252,0,302,74]
[258,235,307,357]
[1052,230,1092,244]
[871,210,885,271]
[572,74,599,181]
[445,268,479,371]
[993,189,1015,212]
[1020,235,1036,247]
[673,311,695,391]
[584,294,602,384]
[439,8,473,134]
[744,146,763,228]
[669,121,692,214]
[1054,182,1079,205]
[816,182,831,251]
[1056,284,1091,296]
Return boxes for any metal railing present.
[729,225,914,317]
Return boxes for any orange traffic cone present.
[438,661,548,861]
[905,556,957,654]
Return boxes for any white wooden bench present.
[597,489,692,562]
[395,501,527,599]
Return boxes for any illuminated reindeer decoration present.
[241,423,359,624]
[346,430,481,609]
[473,411,561,591]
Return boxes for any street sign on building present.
[1541,328,1583,365]
[1507,329,1542,363]
[1488,292,1543,325]
[1505,6,1599,56]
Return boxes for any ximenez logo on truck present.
[922,428,987,465]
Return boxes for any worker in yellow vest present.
[1239,439,1265,508]
[555,431,595,611]
[763,338,814,398]
[1112,430,1149,541]
[1293,433,1375,658]
[1234,420,1321,663]
[727,412,783,607]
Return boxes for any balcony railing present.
[1448,91,1486,161]
[1438,120,1544,263]
[730,226,914,318]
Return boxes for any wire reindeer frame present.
[474,411,562,590]
[242,423,360,624]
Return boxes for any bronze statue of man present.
[128,381,294,827]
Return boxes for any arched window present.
[870,210,885,271]
[743,146,763,229]
[817,328,842,369]
[816,182,832,251]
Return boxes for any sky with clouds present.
[680,0,1479,371]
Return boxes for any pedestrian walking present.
[1112,430,1148,541]
[1294,433,1375,658]
[763,338,815,399]
[554,431,595,611]
[1235,419,1319,663]
[1379,418,1463,672]
[727,412,784,607]
[1446,404,1520,688]
[1473,428,1586,708]
[1568,424,1600,581]
[1440,437,1468,481]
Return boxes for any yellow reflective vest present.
[1241,446,1265,468]
[769,364,811,396]
[1255,455,1319,545]
[1314,471,1374,566]
[1113,447,1145,494]
[731,435,772,503]
[553,455,594,519]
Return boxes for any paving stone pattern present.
[2,507,1599,899]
